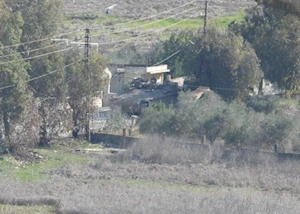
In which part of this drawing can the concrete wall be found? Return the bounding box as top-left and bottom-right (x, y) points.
(108, 65), (169, 94)
(108, 65), (147, 93)
(91, 132), (139, 148)
(145, 73), (164, 84)
(91, 132), (300, 162)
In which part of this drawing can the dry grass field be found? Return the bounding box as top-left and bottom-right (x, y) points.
(1, 136), (300, 213)
(60, 1), (258, 63)
(62, 0), (256, 18)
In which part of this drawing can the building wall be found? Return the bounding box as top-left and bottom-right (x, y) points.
(108, 64), (170, 94)
(145, 73), (164, 84)
(108, 65), (147, 93)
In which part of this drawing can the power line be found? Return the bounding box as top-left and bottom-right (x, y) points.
(153, 39), (196, 66)
(203, 1), (208, 36)
(154, 50), (182, 66)
(0, 61), (77, 91)
(93, 7), (200, 38)
(90, 0), (200, 31)
(0, 41), (68, 59)
(0, 29), (82, 50)
(0, 32), (85, 59)
(0, 47), (74, 65)
(97, 8), (199, 46)
(89, 0), (237, 31)
(0, 6), (198, 63)
(28, 62), (76, 82)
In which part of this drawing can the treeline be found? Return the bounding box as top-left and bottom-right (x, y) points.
(0, 0), (107, 154)
(149, 0), (300, 100)
(140, 0), (300, 151)
(140, 91), (300, 153)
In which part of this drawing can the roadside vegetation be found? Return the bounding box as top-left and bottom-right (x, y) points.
(140, 91), (300, 153)
(1, 0), (300, 213)
(1, 136), (300, 213)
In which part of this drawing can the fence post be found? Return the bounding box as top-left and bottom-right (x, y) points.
(202, 135), (206, 144)
(162, 132), (166, 141)
(122, 128), (127, 148)
(274, 144), (278, 153)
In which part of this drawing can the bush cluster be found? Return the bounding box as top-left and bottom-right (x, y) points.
(140, 91), (300, 152)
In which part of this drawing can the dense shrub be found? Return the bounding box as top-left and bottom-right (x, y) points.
(246, 95), (280, 114)
(140, 91), (300, 151)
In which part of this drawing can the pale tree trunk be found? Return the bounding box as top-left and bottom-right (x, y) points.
(85, 99), (90, 141)
(3, 111), (11, 152)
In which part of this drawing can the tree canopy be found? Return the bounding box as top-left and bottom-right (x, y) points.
(65, 49), (108, 136)
(0, 2), (29, 150)
(154, 29), (263, 100)
(231, 1), (300, 91)
(0, 0), (108, 152)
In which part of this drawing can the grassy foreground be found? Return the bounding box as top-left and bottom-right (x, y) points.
(1, 136), (300, 213)
(0, 204), (55, 214)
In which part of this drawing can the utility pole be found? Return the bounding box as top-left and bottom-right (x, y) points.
(203, 1), (208, 36)
(84, 28), (91, 61)
(84, 28), (91, 141)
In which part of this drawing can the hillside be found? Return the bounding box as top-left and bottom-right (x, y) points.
(62, 0), (257, 18)
(61, 0), (257, 63)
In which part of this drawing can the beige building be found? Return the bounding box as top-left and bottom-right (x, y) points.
(107, 64), (170, 94)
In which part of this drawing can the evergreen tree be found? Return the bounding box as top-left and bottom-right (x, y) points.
(232, 1), (300, 91)
(194, 29), (263, 100)
(8, 0), (69, 146)
(0, 1), (30, 151)
(65, 49), (108, 138)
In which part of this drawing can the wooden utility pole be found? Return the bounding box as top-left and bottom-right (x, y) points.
(84, 28), (91, 141)
(84, 28), (91, 61)
(203, 1), (208, 36)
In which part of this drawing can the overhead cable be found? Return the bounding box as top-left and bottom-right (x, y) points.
(0, 29), (82, 50)
(0, 41), (68, 59)
(93, 6), (199, 37)
(0, 47), (74, 65)
(90, 0), (199, 30)
(97, 7), (199, 46)
(0, 61), (77, 91)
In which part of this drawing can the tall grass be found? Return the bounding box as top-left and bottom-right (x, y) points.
(0, 173), (299, 214)
(1, 136), (300, 213)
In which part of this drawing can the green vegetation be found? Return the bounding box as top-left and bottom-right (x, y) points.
(140, 92), (300, 152)
(0, 204), (55, 214)
(0, 142), (93, 182)
(210, 10), (246, 27)
(65, 10), (245, 31)
(1, 137), (300, 213)
(125, 18), (203, 30)
(230, 1), (300, 91)
(0, 0), (108, 153)
(1, 1), (300, 213)
(64, 14), (120, 27)
(0, 0), (299, 154)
